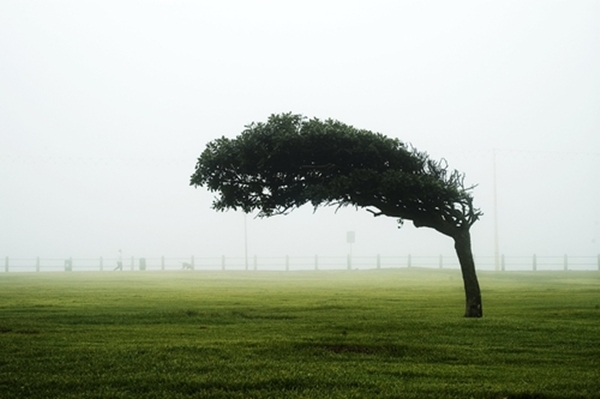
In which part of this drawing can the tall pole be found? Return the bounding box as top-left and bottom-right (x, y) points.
(493, 148), (500, 271)
(244, 213), (249, 271)
(347, 231), (355, 270)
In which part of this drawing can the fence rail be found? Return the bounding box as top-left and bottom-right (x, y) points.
(2, 254), (600, 273)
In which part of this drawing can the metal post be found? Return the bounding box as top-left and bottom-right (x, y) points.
(347, 231), (355, 269)
(191, 256), (195, 271)
(407, 254), (412, 268)
(439, 254), (443, 269)
(244, 214), (249, 271)
(100, 257), (104, 272)
(130, 256), (134, 271)
(285, 255), (290, 271)
(501, 254), (505, 271)
(314, 255), (318, 271)
(4, 257), (8, 273)
(161, 256), (165, 271)
(36, 257), (40, 272)
(221, 255), (225, 271)
(533, 254), (537, 271)
(597, 254), (600, 271)
(376, 254), (381, 269)
(493, 148), (500, 272)
(253, 255), (257, 271)
(563, 254), (568, 271)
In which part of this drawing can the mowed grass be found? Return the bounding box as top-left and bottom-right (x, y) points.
(0, 269), (599, 399)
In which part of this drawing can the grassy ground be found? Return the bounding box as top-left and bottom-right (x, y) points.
(0, 269), (599, 398)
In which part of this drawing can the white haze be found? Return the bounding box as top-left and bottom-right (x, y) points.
(1, 1), (599, 267)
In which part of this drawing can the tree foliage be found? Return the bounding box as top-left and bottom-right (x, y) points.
(191, 113), (481, 239)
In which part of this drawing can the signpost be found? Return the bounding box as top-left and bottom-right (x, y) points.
(347, 231), (355, 270)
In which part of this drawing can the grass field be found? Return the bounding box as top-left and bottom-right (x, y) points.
(0, 269), (599, 398)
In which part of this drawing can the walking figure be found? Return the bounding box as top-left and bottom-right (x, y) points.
(114, 249), (123, 271)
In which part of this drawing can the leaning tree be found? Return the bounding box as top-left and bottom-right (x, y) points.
(190, 113), (483, 317)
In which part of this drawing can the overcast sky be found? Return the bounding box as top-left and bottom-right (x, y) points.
(1, 1), (599, 268)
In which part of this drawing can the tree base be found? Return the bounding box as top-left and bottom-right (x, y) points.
(464, 301), (483, 318)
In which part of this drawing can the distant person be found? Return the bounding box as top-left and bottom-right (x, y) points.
(114, 249), (123, 271)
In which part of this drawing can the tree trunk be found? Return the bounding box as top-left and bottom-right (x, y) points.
(453, 229), (483, 318)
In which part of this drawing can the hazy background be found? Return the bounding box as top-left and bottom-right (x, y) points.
(1, 1), (598, 265)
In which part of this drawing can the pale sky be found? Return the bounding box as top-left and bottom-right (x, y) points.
(1, 1), (599, 268)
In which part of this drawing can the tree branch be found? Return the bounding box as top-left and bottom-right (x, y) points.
(366, 208), (384, 217)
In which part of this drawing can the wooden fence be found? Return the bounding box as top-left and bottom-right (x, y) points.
(2, 254), (600, 273)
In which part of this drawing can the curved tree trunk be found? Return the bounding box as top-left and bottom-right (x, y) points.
(453, 229), (483, 318)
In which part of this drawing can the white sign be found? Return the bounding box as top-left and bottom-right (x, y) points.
(346, 231), (355, 244)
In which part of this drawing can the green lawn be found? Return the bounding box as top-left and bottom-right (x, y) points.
(0, 269), (599, 398)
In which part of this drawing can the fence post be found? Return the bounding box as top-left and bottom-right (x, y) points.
(407, 254), (412, 268)
(221, 255), (225, 271)
(376, 254), (381, 269)
(139, 258), (147, 271)
(501, 254), (505, 271)
(347, 254), (352, 270)
(191, 256), (195, 271)
(36, 257), (40, 272)
(161, 256), (165, 271)
(4, 257), (8, 273)
(598, 254), (600, 271)
(100, 257), (103, 272)
(253, 255), (257, 271)
(285, 255), (290, 271)
(439, 254), (443, 269)
(314, 255), (318, 271)
(533, 254), (537, 271)
(65, 258), (72, 272)
(563, 254), (568, 271)
(130, 256), (134, 271)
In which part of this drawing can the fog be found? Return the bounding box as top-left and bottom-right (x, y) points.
(1, 1), (598, 266)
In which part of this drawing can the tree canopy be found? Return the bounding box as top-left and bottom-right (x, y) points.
(191, 113), (483, 317)
(191, 113), (481, 239)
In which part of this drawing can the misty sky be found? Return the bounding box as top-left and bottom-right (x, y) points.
(1, 1), (599, 266)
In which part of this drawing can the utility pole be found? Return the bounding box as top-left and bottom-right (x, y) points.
(347, 231), (355, 270)
(244, 214), (249, 270)
(493, 148), (500, 271)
